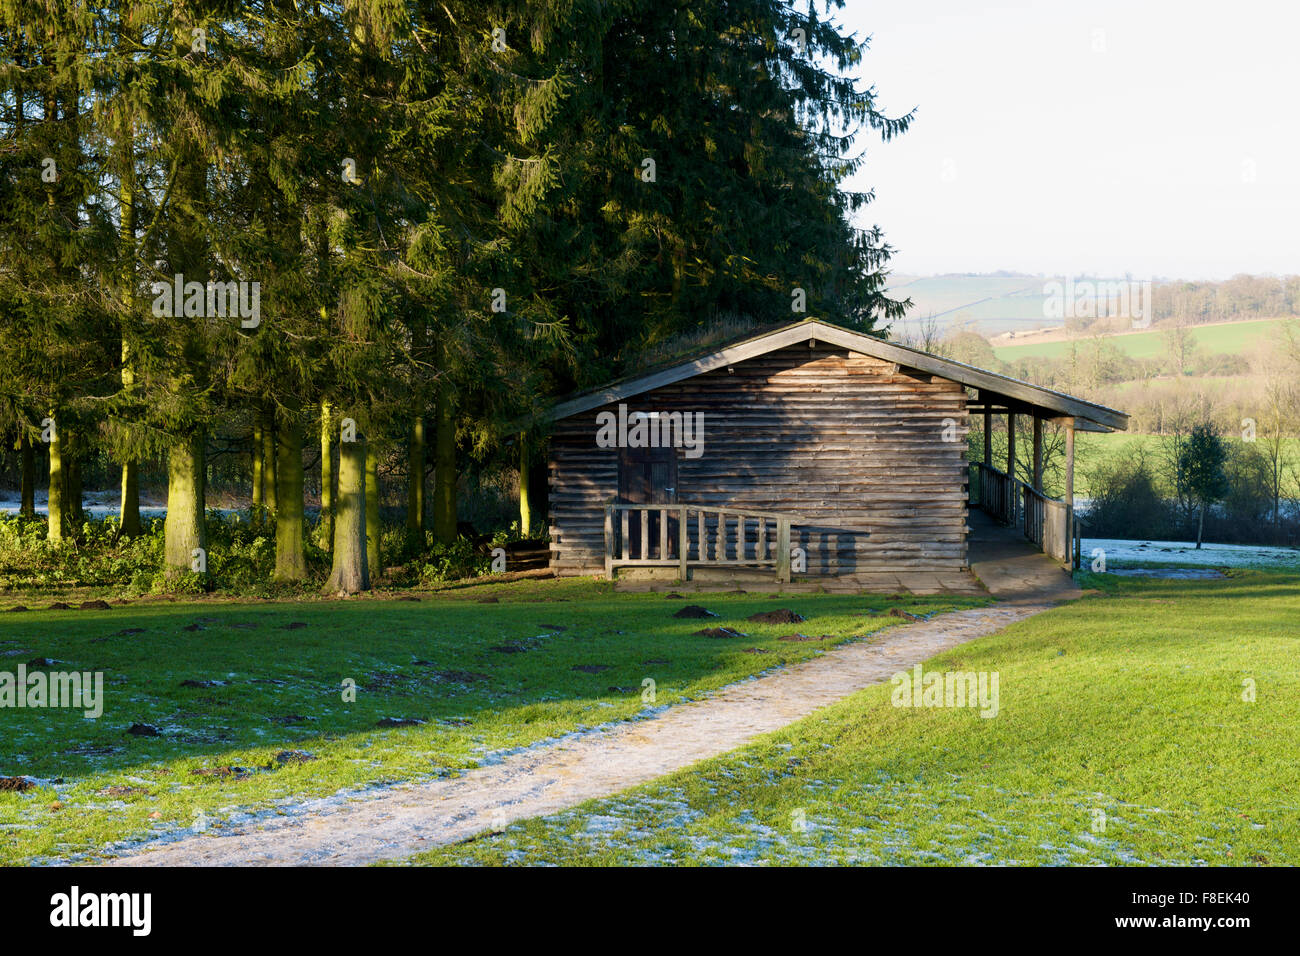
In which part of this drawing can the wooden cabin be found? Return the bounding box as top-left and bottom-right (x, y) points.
(543, 319), (1127, 590)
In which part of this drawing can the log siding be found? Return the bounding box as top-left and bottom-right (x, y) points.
(548, 343), (970, 576)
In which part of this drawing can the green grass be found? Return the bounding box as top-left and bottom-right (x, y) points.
(1072, 432), (1170, 496)
(399, 572), (1300, 866)
(0, 579), (982, 864)
(1069, 432), (1300, 499)
(992, 318), (1288, 362)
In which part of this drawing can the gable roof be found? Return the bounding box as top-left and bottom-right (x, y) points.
(549, 318), (1129, 431)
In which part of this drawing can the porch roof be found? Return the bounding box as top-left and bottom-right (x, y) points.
(548, 319), (1129, 432)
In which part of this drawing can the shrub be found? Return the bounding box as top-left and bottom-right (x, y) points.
(417, 539), (489, 584)
(1082, 456), (1177, 539)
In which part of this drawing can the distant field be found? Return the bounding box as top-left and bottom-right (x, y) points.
(992, 318), (1288, 363)
(1070, 432), (1300, 498)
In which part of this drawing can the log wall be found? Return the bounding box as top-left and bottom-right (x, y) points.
(547, 343), (970, 576)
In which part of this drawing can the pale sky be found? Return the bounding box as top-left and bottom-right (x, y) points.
(838, 0), (1300, 279)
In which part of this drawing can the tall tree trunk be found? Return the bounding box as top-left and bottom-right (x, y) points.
(433, 388), (456, 544)
(251, 419), (264, 517)
(528, 438), (548, 536)
(406, 416), (424, 540)
(261, 413), (278, 516)
(519, 434), (532, 537)
(324, 437), (368, 594)
(320, 400), (334, 550)
(42, 74), (73, 543)
(1196, 503), (1205, 549)
(164, 430), (206, 579)
(47, 418), (64, 544)
(118, 91), (141, 539)
(66, 445), (83, 528)
(162, 4), (209, 586)
(365, 443), (381, 580)
(19, 433), (36, 518)
(120, 460), (141, 536)
(274, 416), (306, 581)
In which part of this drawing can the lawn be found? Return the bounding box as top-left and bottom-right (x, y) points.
(397, 571), (1300, 866)
(0, 579), (982, 864)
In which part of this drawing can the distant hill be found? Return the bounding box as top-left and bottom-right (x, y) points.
(883, 271), (1299, 341)
(883, 272), (1061, 338)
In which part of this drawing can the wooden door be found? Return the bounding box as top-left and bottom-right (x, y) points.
(619, 444), (678, 558)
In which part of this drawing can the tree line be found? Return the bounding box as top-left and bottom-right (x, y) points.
(0, 0), (911, 592)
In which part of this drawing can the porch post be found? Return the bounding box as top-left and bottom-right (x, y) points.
(678, 505), (688, 581)
(604, 504), (614, 579)
(1032, 415), (1044, 491)
(982, 408), (991, 466)
(1006, 412), (1016, 478)
(1006, 411), (1016, 525)
(1064, 418), (1075, 567)
(776, 518), (791, 584)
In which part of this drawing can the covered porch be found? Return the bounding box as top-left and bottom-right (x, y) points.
(965, 384), (1125, 571)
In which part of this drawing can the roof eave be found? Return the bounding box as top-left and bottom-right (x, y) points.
(548, 318), (1129, 431)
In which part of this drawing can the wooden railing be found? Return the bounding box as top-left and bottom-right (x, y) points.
(974, 461), (1016, 524)
(604, 503), (860, 583)
(970, 462), (1073, 567)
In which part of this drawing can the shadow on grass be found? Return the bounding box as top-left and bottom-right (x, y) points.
(2, 581), (985, 782)
(0, 579), (990, 863)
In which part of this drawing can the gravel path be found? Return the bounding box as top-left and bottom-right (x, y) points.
(101, 602), (1052, 866)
